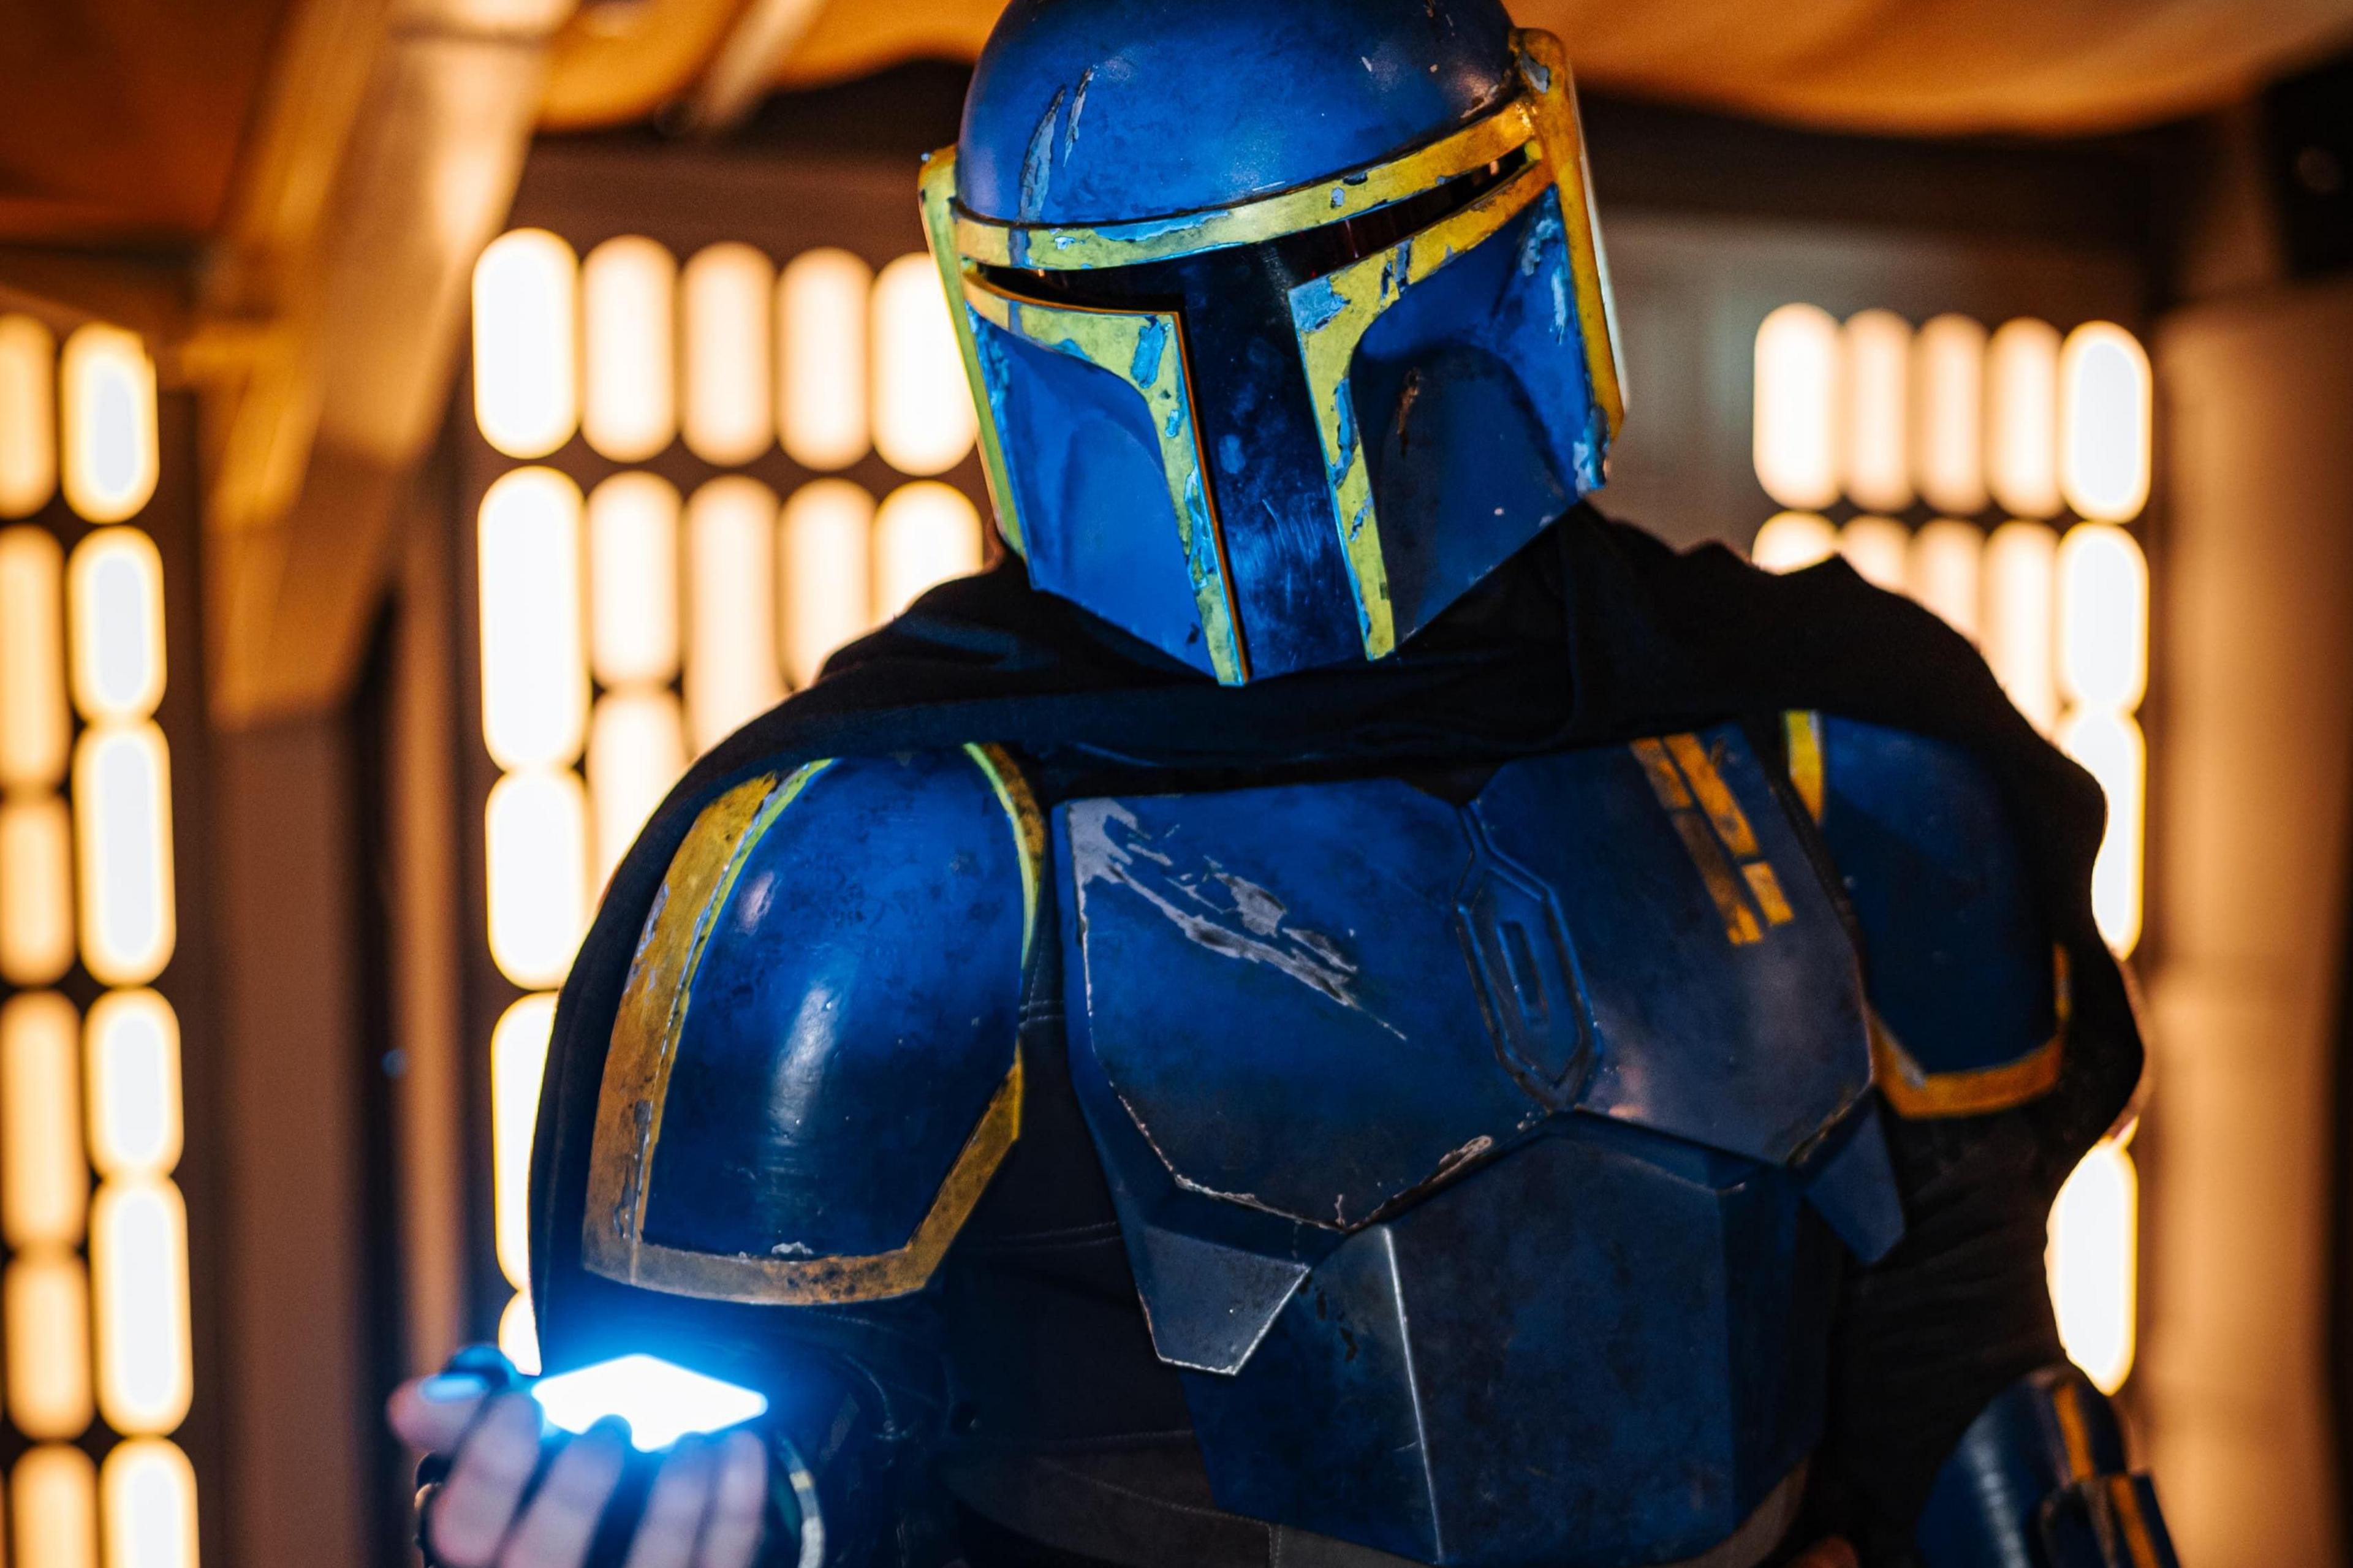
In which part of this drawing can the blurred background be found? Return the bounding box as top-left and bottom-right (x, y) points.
(1, 0), (2351, 1563)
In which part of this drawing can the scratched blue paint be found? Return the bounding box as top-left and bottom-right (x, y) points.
(1016, 84), (1067, 222)
(1126, 315), (1167, 385)
(639, 751), (1026, 1263)
(1813, 718), (2058, 1075)
(1289, 276), (1347, 336)
(960, 0), (1517, 224)
(1057, 726), (1885, 1563)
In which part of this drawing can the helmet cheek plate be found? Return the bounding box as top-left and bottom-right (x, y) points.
(928, 25), (1624, 684)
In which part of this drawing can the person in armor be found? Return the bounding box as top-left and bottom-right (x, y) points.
(389, 1), (2181, 1564)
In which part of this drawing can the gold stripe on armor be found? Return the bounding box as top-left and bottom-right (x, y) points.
(1784, 710), (1827, 823)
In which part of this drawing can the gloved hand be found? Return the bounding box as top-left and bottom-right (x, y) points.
(390, 1347), (768, 1568)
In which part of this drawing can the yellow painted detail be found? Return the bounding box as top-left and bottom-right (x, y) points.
(921, 150), (1026, 556)
(953, 98), (1539, 273)
(1784, 710), (1827, 822)
(961, 274), (1248, 682)
(967, 742), (1045, 963)
(1743, 863), (1797, 927)
(1665, 732), (1761, 858)
(1630, 737), (1693, 808)
(2110, 1477), (2163, 1568)
(1293, 156), (1555, 659)
(605, 1056), (1023, 1306)
(1664, 811), (1765, 945)
(1518, 29), (1624, 443)
(2052, 1377), (2098, 1482)
(1871, 945), (2072, 1119)
(583, 750), (1029, 1304)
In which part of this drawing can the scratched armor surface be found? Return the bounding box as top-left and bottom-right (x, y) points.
(1057, 723), (1903, 1567)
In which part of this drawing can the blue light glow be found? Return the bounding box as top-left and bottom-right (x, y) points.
(530, 1354), (769, 1452)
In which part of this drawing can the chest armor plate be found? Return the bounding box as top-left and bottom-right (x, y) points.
(1055, 726), (1901, 1567)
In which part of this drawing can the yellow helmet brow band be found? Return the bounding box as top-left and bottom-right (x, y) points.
(954, 95), (1539, 273)
(922, 146), (1028, 556)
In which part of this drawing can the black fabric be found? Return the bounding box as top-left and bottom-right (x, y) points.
(528, 502), (2140, 1560)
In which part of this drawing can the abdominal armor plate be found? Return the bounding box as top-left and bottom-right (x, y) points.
(1056, 725), (1900, 1567)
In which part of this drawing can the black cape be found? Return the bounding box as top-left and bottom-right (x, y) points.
(528, 503), (2142, 1550)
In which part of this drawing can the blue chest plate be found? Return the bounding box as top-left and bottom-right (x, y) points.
(1055, 727), (1900, 1567)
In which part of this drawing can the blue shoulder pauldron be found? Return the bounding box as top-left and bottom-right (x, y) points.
(579, 744), (1041, 1306)
(1786, 712), (2065, 1118)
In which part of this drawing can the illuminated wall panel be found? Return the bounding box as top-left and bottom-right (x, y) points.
(682, 244), (776, 466)
(483, 770), (588, 991)
(1912, 314), (1987, 517)
(490, 996), (555, 1292)
(586, 474), (681, 690)
(871, 254), (977, 476)
(779, 249), (873, 471)
(1986, 317), (2062, 520)
(685, 477), (783, 752)
(1751, 303), (1841, 510)
(587, 692), (686, 885)
(472, 229), (579, 460)
(580, 237), (677, 463)
(779, 479), (875, 689)
(873, 482), (982, 623)
(1982, 520), (2061, 735)
(2059, 323), (2153, 524)
(1907, 520), (1984, 643)
(0, 319), (199, 1562)
(1841, 311), (1913, 513)
(1836, 515), (1909, 592)
(1750, 511), (1836, 573)
(476, 469), (587, 773)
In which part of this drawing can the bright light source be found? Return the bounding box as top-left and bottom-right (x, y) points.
(59, 324), (157, 524)
(492, 995), (556, 1291)
(1838, 516), (1909, 593)
(780, 479), (875, 689)
(581, 237), (678, 463)
(69, 527), (167, 724)
(0, 525), (69, 787)
(587, 472), (681, 691)
(1, 992), (85, 1249)
(484, 770), (589, 991)
(685, 477), (782, 754)
(1749, 510), (1837, 574)
(472, 229), (579, 460)
(0, 797), (75, 987)
(2059, 709), (2145, 956)
(100, 1439), (199, 1568)
(1908, 520), (1984, 643)
(2056, 523), (2148, 712)
(2059, 322), (2152, 524)
(532, 1354), (769, 1452)
(873, 482), (982, 622)
(14, 1441), (99, 1568)
(1982, 521), (2059, 735)
(1751, 304), (1841, 511)
(1912, 314), (1987, 517)
(86, 988), (183, 1180)
(871, 254), (977, 477)
(0, 315), (57, 517)
(681, 243), (775, 466)
(499, 1291), (541, 1377)
(2049, 1137), (2138, 1394)
(589, 692), (685, 885)
(779, 248), (873, 471)
(1842, 310), (1913, 513)
(477, 468), (588, 771)
(1985, 318), (2061, 520)
(74, 722), (176, 987)
(92, 1177), (194, 1436)
(7, 1252), (93, 1438)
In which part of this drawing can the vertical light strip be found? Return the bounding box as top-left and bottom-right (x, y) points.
(2050, 1135), (2139, 1395)
(15, 1442), (100, 1568)
(1908, 520), (1985, 643)
(580, 237), (678, 464)
(684, 477), (782, 752)
(59, 325), (158, 525)
(1836, 516), (1909, 593)
(0, 314), (58, 517)
(2, 991), (88, 1249)
(490, 996), (555, 1292)
(873, 482), (982, 623)
(101, 1439), (200, 1568)
(779, 249), (873, 471)
(586, 473), (681, 691)
(1, 795), (76, 986)
(1912, 314), (1988, 517)
(2056, 522), (2150, 958)
(1981, 521), (2060, 735)
(871, 254), (977, 477)
(1841, 310), (1913, 513)
(8, 1252), (94, 1437)
(0, 525), (70, 787)
(483, 770), (589, 991)
(476, 468), (588, 773)
(2058, 323), (2153, 524)
(1751, 303), (1841, 511)
(91, 1178), (194, 1436)
(73, 722), (176, 988)
(588, 692), (685, 886)
(86, 990), (184, 1180)
(681, 244), (776, 467)
(472, 229), (580, 460)
(779, 479), (876, 689)
(69, 528), (167, 725)
(1985, 318), (2062, 520)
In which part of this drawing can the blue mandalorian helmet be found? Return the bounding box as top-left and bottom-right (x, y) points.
(922, 0), (1624, 684)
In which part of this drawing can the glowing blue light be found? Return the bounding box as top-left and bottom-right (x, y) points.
(530, 1354), (769, 1452)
